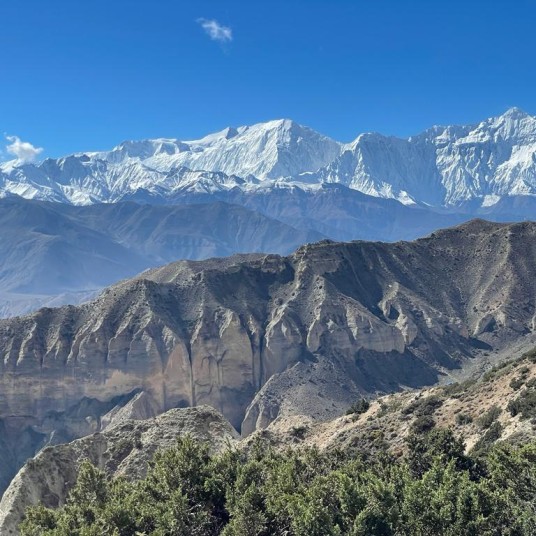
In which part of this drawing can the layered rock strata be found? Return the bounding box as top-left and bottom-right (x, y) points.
(0, 220), (535, 492)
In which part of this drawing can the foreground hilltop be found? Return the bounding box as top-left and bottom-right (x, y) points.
(0, 406), (239, 535)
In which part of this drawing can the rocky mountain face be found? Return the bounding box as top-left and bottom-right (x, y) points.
(250, 346), (536, 455)
(0, 220), (535, 496)
(2, 109), (536, 208)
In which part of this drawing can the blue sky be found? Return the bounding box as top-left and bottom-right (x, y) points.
(1, 0), (535, 159)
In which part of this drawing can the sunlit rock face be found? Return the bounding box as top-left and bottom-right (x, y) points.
(0, 219), (535, 494)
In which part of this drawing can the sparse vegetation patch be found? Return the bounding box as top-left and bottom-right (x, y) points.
(345, 397), (370, 416)
(402, 395), (443, 416)
(20, 433), (536, 536)
(455, 413), (473, 426)
(507, 386), (536, 420)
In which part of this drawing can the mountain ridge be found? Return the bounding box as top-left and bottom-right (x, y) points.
(2, 108), (536, 208)
(1, 219), (535, 428)
(0, 196), (323, 317)
(0, 218), (535, 513)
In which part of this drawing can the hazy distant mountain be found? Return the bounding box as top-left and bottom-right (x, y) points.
(1, 186), (533, 318)
(168, 182), (468, 242)
(1, 109), (536, 209)
(0, 197), (322, 317)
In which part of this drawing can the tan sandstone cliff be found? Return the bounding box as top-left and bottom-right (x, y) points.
(0, 220), (535, 494)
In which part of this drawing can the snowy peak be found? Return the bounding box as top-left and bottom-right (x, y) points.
(177, 118), (342, 179)
(1, 109), (536, 208)
(501, 106), (528, 119)
(308, 108), (536, 206)
(96, 119), (341, 179)
(482, 107), (536, 141)
(192, 126), (240, 145)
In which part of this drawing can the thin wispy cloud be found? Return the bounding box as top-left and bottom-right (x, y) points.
(5, 135), (43, 163)
(197, 18), (233, 44)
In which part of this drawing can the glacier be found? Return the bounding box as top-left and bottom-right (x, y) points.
(1, 108), (536, 208)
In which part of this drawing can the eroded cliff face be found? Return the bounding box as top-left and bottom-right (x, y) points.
(5, 344), (536, 536)
(0, 220), (535, 489)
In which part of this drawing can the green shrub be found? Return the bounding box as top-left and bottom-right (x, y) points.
(455, 413), (473, 426)
(510, 377), (525, 391)
(376, 397), (403, 418)
(482, 360), (517, 382)
(402, 395), (443, 417)
(290, 425), (308, 439)
(376, 401), (387, 417)
(477, 405), (502, 429)
(345, 398), (370, 416)
(472, 422), (503, 454)
(19, 433), (536, 536)
(507, 388), (536, 420)
(519, 366), (530, 376)
(405, 428), (469, 478)
(523, 348), (536, 364)
(410, 415), (436, 434)
(526, 378), (536, 389)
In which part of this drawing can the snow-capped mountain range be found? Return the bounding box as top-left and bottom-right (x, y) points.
(2, 108), (536, 208)
(2, 108), (536, 318)
(310, 106), (536, 207)
(0, 119), (341, 205)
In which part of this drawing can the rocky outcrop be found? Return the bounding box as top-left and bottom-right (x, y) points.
(0, 220), (535, 494)
(0, 405), (239, 536)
